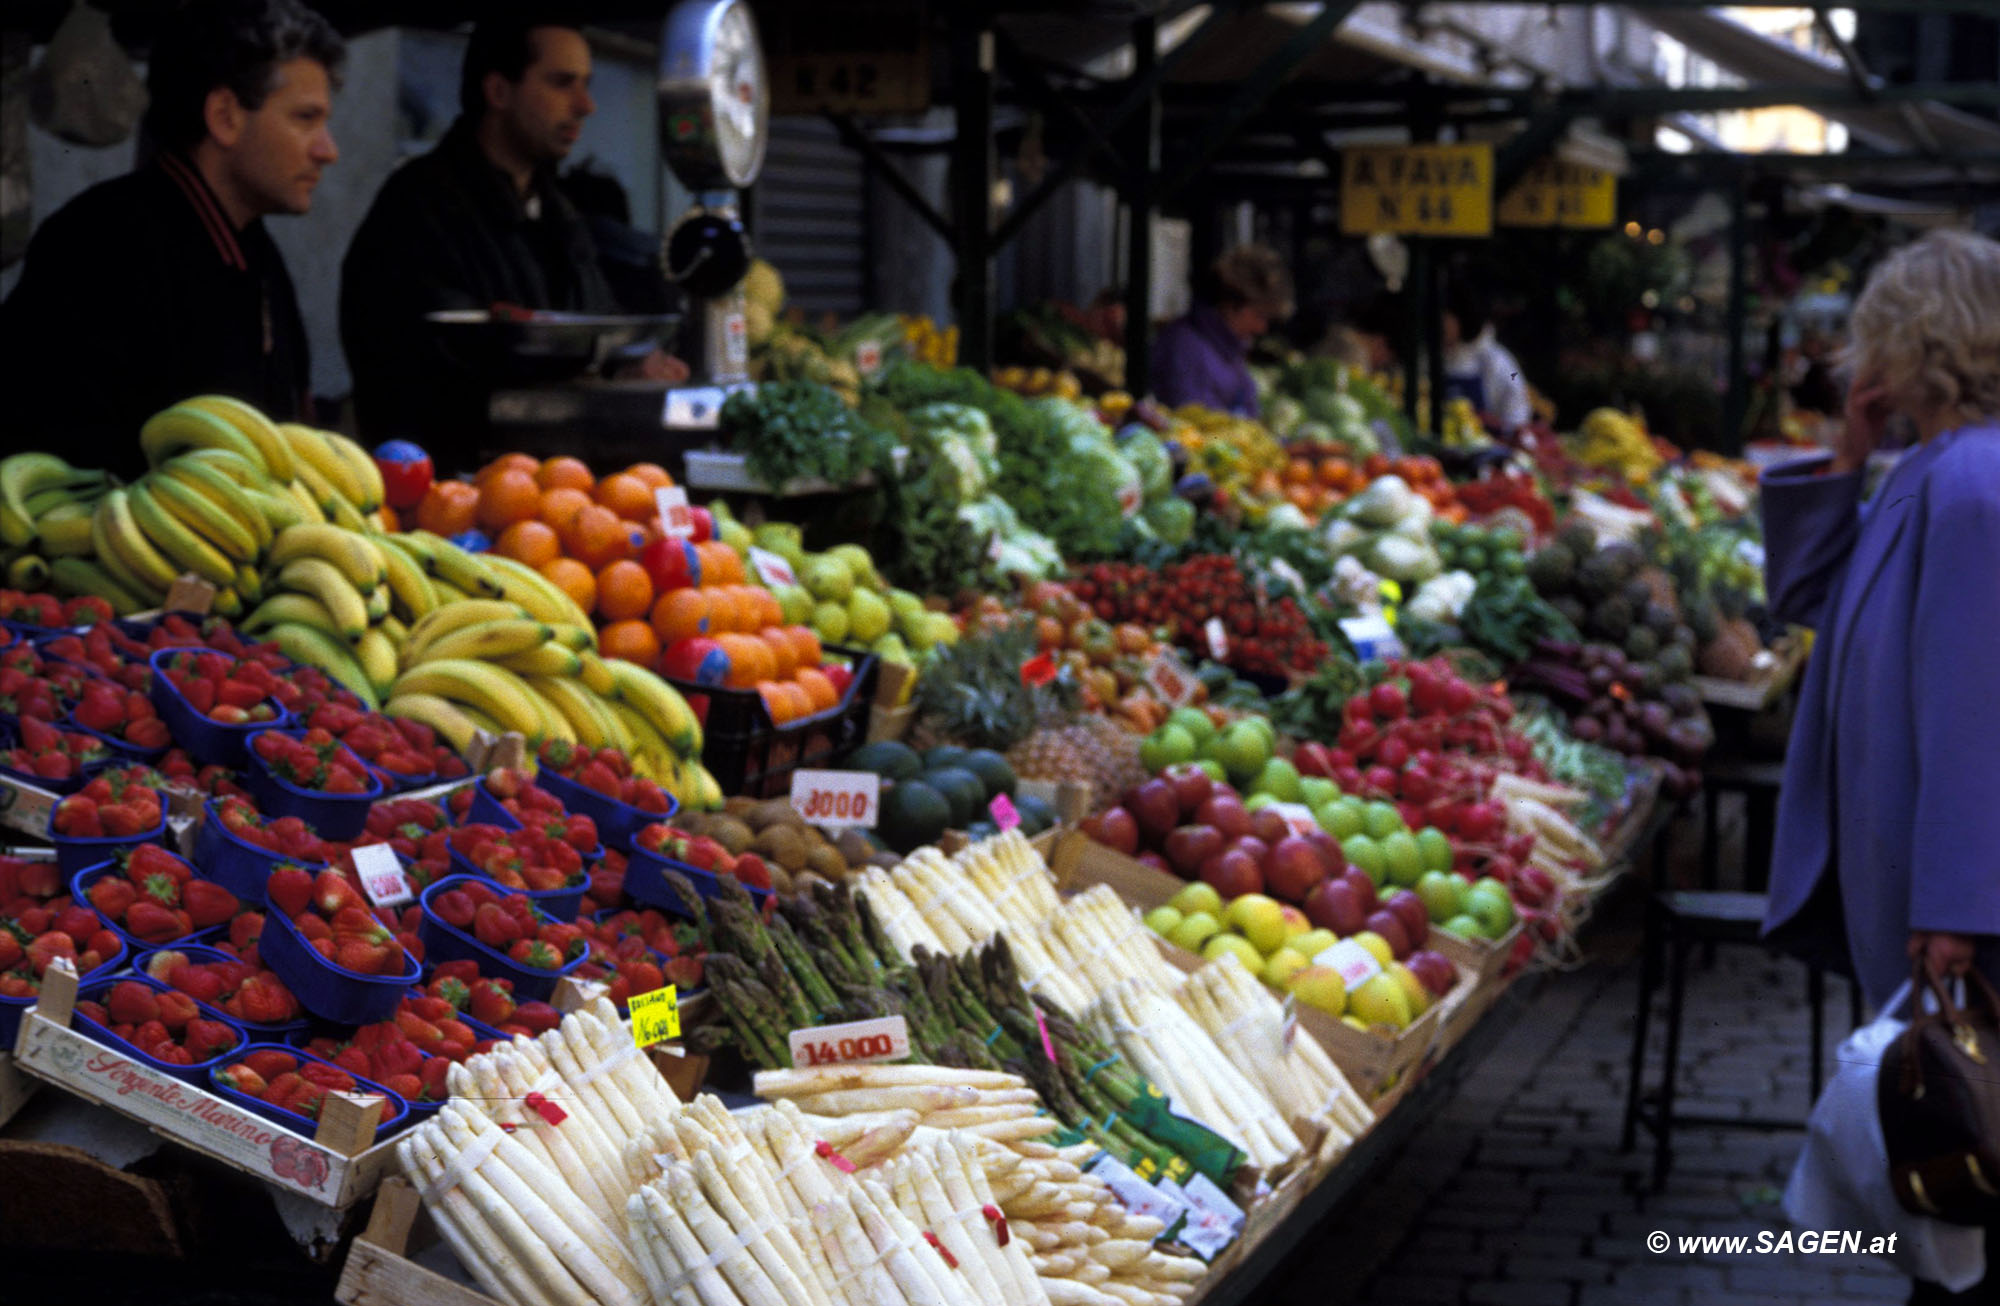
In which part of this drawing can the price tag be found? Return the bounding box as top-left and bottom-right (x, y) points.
(629, 985), (681, 1047)
(1117, 481), (1143, 517)
(989, 793), (1020, 832)
(748, 546), (798, 590)
(351, 843), (411, 908)
(1338, 613), (1405, 662)
(723, 312), (748, 369)
(655, 486), (694, 539)
(1204, 617), (1229, 660)
(663, 386), (726, 429)
(1156, 1176), (1235, 1261)
(1266, 802), (1318, 836)
(1182, 1171), (1246, 1236)
(1086, 1154), (1190, 1230)
(789, 769), (880, 829)
(1314, 938), (1384, 990)
(1267, 558), (1307, 594)
(855, 340), (884, 376)
(788, 1014), (909, 1068)
(1144, 652), (1195, 707)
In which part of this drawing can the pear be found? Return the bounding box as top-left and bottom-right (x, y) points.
(847, 588), (891, 643)
(812, 601), (850, 642)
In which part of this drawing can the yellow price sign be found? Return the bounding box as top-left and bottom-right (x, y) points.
(1341, 145), (1493, 237)
(629, 985), (680, 1048)
(1498, 159), (1618, 229)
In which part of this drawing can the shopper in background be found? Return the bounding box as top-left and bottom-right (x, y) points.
(1441, 278), (1532, 435)
(0, 0), (343, 477)
(1760, 229), (2000, 1302)
(340, 9), (685, 455)
(1150, 245), (1293, 416)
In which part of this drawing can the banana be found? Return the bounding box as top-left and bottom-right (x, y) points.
(355, 627), (399, 698)
(177, 445), (266, 486)
(126, 479), (236, 586)
(161, 456), (274, 551)
(576, 649), (618, 697)
(147, 469), (259, 563)
(364, 585), (390, 623)
(397, 530), (504, 599)
(183, 394), (295, 483)
(526, 673), (625, 750)
(457, 704), (507, 739)
(243, 486), (306, 534)
(234, 562), (264, 605)
(498, 641), (584, 678)
(272, 557), (368, 641)
(532, 690), (576, 746)
(23, 475), (105, 519)
(261, 621), (379, 709)
(48, 557), (146, 615)
(210, 586), (243, 619)
(390, 659), (547, 740)
(320, 430), (385, 513)
(608, 659), (703, 757)
(374, 536), (438, 623)
(284, 478), (328, 525)
(268, 523), (384, 593)
(547, 623), (596, 652)
(1, 452), (85, 546)
(480, 552), (593, 629)
(324, 492), (375, 535)
(243, 592), (346, 641)
(430, 578), (470, 605)
(606, 698), (674, 764)
(383, 692), (481, 756)
(378, 613), (409, 646)
(33, 502), (97, 557)
(277, 422), (370, 511)
(96, 489), (179, 592)
(411, 619), (552, 668)
(6, 554), (49, 590)
(400, 599), (531, 665)
(139, 404), (267, 477)
(89, 500), (163, 601)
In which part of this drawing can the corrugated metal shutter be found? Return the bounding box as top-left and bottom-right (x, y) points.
(752, 117), (868, 317)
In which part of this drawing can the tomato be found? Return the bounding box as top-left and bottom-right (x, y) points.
(372, 440), (434, 511)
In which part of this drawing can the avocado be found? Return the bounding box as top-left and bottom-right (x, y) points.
(1624, 625), (1660, 661)
(923, 767), (986, 827)
(846, 740), (923, 781)
(1014, 793), (1056, 835)
(959, 749), (1017, 800)
(1591, 595), (1634, 641)
(924, 745), (970, 772)
(1551, 596), (1588, 629)
(1600, 541), (1646, 581)
(879, 780), (951, 853)
(1558, 521), (1598, 558)
(1656, 644), (1694, 683)
(1525, 544), (1575, 593)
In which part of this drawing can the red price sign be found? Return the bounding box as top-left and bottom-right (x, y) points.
(1145, 653), (1194, 707)
(789, 770), (880, 828)
(855, 340), (884, 376)
(989, 793), (1020, 832)
(1019, 654), (1057, 687)
(788, 1015), (909, 1068)
(749, 546), (798, 590)
(352, 843), (411, 908)
(655, 486), (694, 540)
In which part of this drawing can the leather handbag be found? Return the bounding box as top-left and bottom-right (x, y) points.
(1877, 963), (2000, 1226)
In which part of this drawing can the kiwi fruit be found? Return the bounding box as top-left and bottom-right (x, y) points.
(805, 843), (850, 881)
(752, 823), (810, 871)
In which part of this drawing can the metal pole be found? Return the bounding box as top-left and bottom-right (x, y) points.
(1722, 172), (1749, 455)
(1404, 243), (1427, 432)
(1425, 251), (1446, 438)
(951, 12), (996, 372)
(1124, 14), (1159, 399)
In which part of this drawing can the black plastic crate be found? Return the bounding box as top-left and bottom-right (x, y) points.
(665, 644), (880, 800)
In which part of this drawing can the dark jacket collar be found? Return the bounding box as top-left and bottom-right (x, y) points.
(156, 151), (248, 272)
(438, 117), (567, 227)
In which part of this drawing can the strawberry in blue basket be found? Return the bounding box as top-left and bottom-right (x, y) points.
(2, 715), (110, 782)
(78, 978), (240, 1064)
(158, 649), (284, 725)
(51, 766), (163, 840)
(537, 741), (674, 813)
(252, 728), (373, 793)
(72, 680), (172, 751)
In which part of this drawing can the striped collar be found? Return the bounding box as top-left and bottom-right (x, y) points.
(158, 152), (247, 272)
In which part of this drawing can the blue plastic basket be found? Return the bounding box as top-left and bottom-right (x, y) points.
(0, 744), (108, 796)
(416, 875), (586, 1002)
(0, 925), (127, 1049)
(60, 709), (168, 765)
(134, 942), (311, 1044)
(69, 860), (228, 955)
(257, 898), (421, 1026)
(190, 795), (331, 905)
(46, 781), (170, 876)
(241, 729), (384, 842)
(443, 840), (588, 923)
(623, 842), (774, 917)
(146, 647), (286, 768)
(205, 1042), (411, 1141)
(73, 971), (248, 1086)
(535, 766), (673, 853)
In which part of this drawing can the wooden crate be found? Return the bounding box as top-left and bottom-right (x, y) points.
(1693, 631), (1807, 712)
(0, 1050), (38, 1127)
(1430, 921), (1523, 988)
(338, 1177), (502, 1306)
(11, 961), (399, 1210)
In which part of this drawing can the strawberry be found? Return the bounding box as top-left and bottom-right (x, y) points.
(216, 1064), (268, 1095)
(105, 980), (160, 1025)
(126, 900), (190, 944)
(508, 938), (561, 971)
(183, 879), (239, 929)
(244, 1048), (300, 1080)
(184, 1018), (237, 1060)
(313, 868), (365, 916)
(466, 978), (516, 1024)
(236, 974), (299, 1024)
(154, 989), (199, 1030)
(266, 865), (314, 919)
(87, 876), (138, 920)
(472, 902), (522, 949)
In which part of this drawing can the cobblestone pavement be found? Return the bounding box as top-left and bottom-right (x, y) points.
(1267, 887), (1915, 1306)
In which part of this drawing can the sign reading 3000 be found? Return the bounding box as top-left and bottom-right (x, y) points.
(1340, 144), (1494, 238)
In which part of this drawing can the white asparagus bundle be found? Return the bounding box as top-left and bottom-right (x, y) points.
(1200, 955), (1374, 1143)
(399, 1124), (568, 1306)
(853, 866), (943, 960)
(786, 1102), (922, 1168)
(755, 1064), (1024, 1096)
(954, 831), (1062, 933)
(1010, 920), (1098, 1017)
(894, 848), (994, 951)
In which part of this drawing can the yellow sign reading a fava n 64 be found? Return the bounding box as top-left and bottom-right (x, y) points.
(1340, 144), (1494, 238)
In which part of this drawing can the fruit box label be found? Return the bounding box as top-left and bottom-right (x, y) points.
(1338, 613), (1404, 662)
(654, 486), (694, 539)
(788, 1014), (909, 1068)
(0, 773), (58, 840)
(1315, 938), (1383, 989)
(789, 770), (879, 830)
(662, 386), (727, 430)
(1156, 1175), (1236, 1261)
(1144, 653), (1195, 708)
(1086, 1153), (1190, 1233)
(628, 985), (681, 1048)
(748, 547), (798, 590)
(351, 844), (412, 909)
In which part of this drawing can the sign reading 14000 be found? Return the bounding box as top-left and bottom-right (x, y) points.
(1340, 144), (1494, 238)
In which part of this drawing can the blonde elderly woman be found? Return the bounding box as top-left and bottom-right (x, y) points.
(1760, 229), (2000, 1300)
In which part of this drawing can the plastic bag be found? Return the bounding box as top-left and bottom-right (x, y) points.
(29, 1), (146, 147)
(1783, 981), (1986, 1291)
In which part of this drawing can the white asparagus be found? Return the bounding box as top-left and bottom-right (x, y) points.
(584, 997), (680, 1111)
(563, 1010), (648, 1136)
(755, 1064), (1024, 1095)
(889, 1149), (1008, 1306)
(641, 1180), (746, 1306)
(823, 1190), (901, 1304)
(689, 1139), (828, 1306)
(402, 1125), (560, 1306)
(1042, 1279), (1123, 1306)
(853, 1176), (972, 1306)
(668, 1163), (788, 1306)
(431, 1107), (596, 1306)
(486, 1047), (625, 1229)
(961, 1115), (1061, 1144)
(625, 1190), (692, 1306)
(921, 1103), (1037, 1130)
(786, 1084), (982, 1116)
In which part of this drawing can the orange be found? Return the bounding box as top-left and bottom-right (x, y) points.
(622, 462), (674, 490)
(716, 634), (772, 688)
(478, 453), (539, 483)
(784, 625), (822, 670)
(536, 456), (595, 492)
(594, 472), (655, 522)
(599, 619), (660, 668)
(794, 666), (838, 712)
(540, 557), (597, 614)
(776, 681), (815, 722)
(698, 585), (739, 635)
(495, 519), (561, 569)
(477, 468), (542, 532)
(377, 504), (399, 532)
(756, 681), (795, 725)
(650, 588), (712, 645)
(729, 584), (767, 632)
(696, 542), (744, 585)
(748, 587), (783, 629)
(758, 626), (799, 678)
(538, 486), (592, 534)
(414, 480), (479, 536)
(595, 559), (654, 622)
(566, 504), (641, 570)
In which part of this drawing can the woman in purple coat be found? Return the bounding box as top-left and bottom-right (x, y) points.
(1760, 230), (2000, 1017)
(1150, 246), (1293, 416)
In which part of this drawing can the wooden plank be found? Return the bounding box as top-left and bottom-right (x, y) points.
(337, 1236), (504, 1306)
(0, 1050), (40, 1127)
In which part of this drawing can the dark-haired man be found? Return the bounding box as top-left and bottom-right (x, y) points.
(0, 0), (343, 474)
(341, 16), (684, 454)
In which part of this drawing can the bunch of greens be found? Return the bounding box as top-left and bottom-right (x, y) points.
(1458, 573), (1580, 666)
(721, 379), (898, 491)
(1271, 654), (1367, 740)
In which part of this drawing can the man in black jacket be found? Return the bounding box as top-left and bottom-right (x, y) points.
(0, 0), (343, 478)
(340, 15), (684, 460)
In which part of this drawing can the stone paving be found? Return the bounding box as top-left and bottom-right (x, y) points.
(1265, 884), (1915, 1306)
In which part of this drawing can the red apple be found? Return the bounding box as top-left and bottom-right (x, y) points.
(1513, 865), (1556, 910)
(1136, 851), (1171, 874)
(1383, 889), (1429, 947)
(1163, 825), (1223, 878)
(1249, 807), (1291, 847)
(1196, 793), (1251, 840)
(1304, 877), (1367, 936)
(1126, 779), (1181, 848)
(1265, 836), (1325, 904)
(1162, 764), (1215, 816)
(1292, 741), (1333, 778)
(1200, 848), (1263, 900)
(1085, 807), (1138, 855)
(821, 663), (854, 696)
(1363, 910), (1412, 959)
(638, 537), (701, 594)
(1229, 835), (1269, 870)
(1406, 950), (1457, 997)
(1338, 866), (1378, 914)
(687, 505), (714, 543)
(660, 637), (729, 686)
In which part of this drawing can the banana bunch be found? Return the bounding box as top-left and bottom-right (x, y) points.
(0, 452), (117, 601)
(1573, 407), (1664, 485)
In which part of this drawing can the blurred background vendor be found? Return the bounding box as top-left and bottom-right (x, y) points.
(1150, 245), (1293, 417)
(1442, 276), (1532, 435)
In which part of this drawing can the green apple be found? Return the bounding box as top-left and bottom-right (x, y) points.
(1341, 834), (1385, 885)
(1318, 797), (1365, 840)
(1440, 913), (1484, 941)
(1212, 722), (1273, 786)
(1167, 911), (1223, 954)
(1380, 830), (1425, 887)
(1363, 800), (1405, 840)
(1166, 706), (1216, 746)
(1139, 724), (1197, 774)
(1348, 973), (1413, 1030)
(1299, 777), (1341, 809)
(1142, 905), (1184, 938)
(1193, 759), (1226, 782)
(1341, 1015), (1371, 1033)
(1262, 948), (1310, 989)
(1244, 792), (1277, 812)
(1416, 826), (1455, 875)
(1349, 931), (1395, 968)
(1288, 966), (1348, 1018)
(1252, 757), (1303, 803)
(1237, 715), (1277, 751)
(1169, 882), (1223, 918)
(1386, 962), (1431, 1017)
(1414, 871), (1466, 923)
(1465, 878), (1517, 938)
(1203, 933), (1266, 973)
(1293, 928), (1339, 962)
